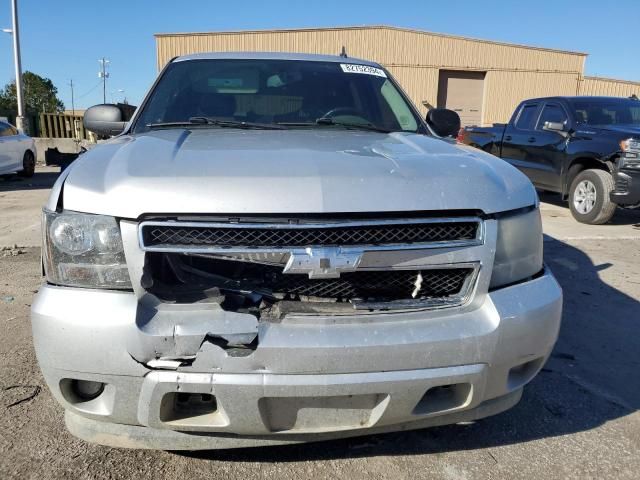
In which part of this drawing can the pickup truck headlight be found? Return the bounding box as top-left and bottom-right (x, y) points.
(619, 138), (640, 169)
(42, 210), (132, 289)
(490, 207), (543, 289)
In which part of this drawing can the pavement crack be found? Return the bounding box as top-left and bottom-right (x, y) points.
(4, 385), (41, 408)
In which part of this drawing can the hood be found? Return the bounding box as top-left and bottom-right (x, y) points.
(587, 124), (640, 136)
(57, 128), (536, 218)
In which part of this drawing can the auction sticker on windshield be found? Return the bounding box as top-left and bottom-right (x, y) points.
(340, 64), (387, 77)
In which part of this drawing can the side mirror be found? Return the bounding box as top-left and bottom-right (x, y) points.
(542, 121), (569, 137)
(426, 108), (461, 138)
(83, 104), (127, 137)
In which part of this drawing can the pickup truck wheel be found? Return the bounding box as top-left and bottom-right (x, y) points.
(18, 150), (35, 178)
(568, 169), (616, 224)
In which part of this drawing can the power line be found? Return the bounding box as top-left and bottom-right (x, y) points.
(77, 80), (101, 99)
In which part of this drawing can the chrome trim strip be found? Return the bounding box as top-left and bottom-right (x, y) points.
(140, 217), (482, 229)
(138, 217), (484, 253)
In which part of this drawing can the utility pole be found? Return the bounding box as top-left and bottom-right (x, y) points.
(98, 58), (110, 104)
(68, 79), (75, 116)
(68, 79), (76, 139)
(9, 0), (26, 133)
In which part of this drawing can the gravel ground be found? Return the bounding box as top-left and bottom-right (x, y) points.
(0, 170), (639, 479)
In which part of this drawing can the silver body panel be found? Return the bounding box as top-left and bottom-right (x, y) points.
(33, 269), (562, 449)
(52, 129), (536, 218)
(33, 52), (560, 449)
(32, 216), (563, 449)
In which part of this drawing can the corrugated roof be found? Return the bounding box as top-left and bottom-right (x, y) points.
(584, 75), (640, 86)
(174, 51), (378, 65)
(154, 25), (588, 57)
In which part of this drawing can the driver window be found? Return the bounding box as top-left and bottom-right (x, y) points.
(0, 122), (11, 137)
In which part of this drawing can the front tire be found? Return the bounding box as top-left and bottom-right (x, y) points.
(18, 150), (35, 178)
(568, 169), (616, 224)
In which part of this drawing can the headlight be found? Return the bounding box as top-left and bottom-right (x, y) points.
(619, 138), (640, 153)
(490, 207), (543, 289)
(43, 210), (132, 289)
(619, 138), (640, 169)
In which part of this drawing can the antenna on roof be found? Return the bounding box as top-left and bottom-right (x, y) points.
(340, 46), (348, 58)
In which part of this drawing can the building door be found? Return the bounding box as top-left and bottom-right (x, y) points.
(437, 70), (485, 126)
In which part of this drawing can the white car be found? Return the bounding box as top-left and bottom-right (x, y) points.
(0, 121), (36, 177)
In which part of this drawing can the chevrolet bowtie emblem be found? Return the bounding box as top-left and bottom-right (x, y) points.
(283, 247), (363, 279)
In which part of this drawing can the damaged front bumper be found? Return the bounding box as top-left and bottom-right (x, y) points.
(31, 268), (562, 449)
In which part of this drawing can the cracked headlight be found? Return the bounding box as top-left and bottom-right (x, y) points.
(490, 207), (543, 289)
(42, 210), (132, 289)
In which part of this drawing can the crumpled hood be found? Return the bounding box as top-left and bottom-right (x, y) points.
(58, 128), (536, 218)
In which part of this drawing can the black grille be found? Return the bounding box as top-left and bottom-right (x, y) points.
(614, 177), (629, 193)
(162, 255), (473, 301)
(142, 221), (479, 249)
(266, 268), (472, 300)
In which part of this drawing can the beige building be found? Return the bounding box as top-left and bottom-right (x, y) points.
(154, 25), (640, 126)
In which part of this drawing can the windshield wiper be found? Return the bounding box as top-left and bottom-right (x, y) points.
(189, 117), (286, 130)
(316, 118), (392, 133)
(278, 118), (391, 133)
(147, 117), (286, 130)
(146, 121), (204, 129)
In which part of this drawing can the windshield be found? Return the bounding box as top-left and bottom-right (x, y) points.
(133, 59), (422, 133)
(571, 99), (640, 127)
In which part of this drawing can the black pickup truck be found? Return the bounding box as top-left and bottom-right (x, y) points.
(459, 96), (640, 224)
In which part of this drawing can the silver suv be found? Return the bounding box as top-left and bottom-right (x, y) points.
(32, 52), (562, 450)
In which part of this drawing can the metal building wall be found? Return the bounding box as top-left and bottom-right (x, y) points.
(384, 66), (439, 110)
(484, 71), (581, 125)
(580, 76), (640, 97)
(155, 26), (587, 125)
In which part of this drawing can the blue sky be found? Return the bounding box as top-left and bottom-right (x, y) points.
(0, 0), (637, 110)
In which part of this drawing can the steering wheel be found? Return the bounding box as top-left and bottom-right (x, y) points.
(320, 107), (363, 119)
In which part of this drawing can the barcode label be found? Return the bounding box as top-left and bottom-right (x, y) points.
(340, 64), (387, 77)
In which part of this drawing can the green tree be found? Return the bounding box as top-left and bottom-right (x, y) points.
(0, 71), (65, 118)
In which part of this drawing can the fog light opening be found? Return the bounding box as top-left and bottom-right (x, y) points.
(507, 357), (545, 390)
(413, 383), (472, 416)
(159, 392), (219, 423)
(72, 379), (105, 401)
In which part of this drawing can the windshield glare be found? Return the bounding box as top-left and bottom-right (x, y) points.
(133, 59), (421, 133)
(572, 99), (640, 127)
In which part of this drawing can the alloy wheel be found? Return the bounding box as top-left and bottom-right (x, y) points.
(573, 180), (597, 214)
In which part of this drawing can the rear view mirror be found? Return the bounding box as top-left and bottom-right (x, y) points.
(542, 122), (571, 138)
(83, 104), (127, 137)
(426, 108), (461, 138)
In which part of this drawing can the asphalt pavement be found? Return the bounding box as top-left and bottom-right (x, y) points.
(0, 167), (638, 479)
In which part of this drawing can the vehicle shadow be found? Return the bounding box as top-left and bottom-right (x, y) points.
(0, 169), (61, 192)
(180, 234), (640, 462)
(539, 191), (640, 226)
